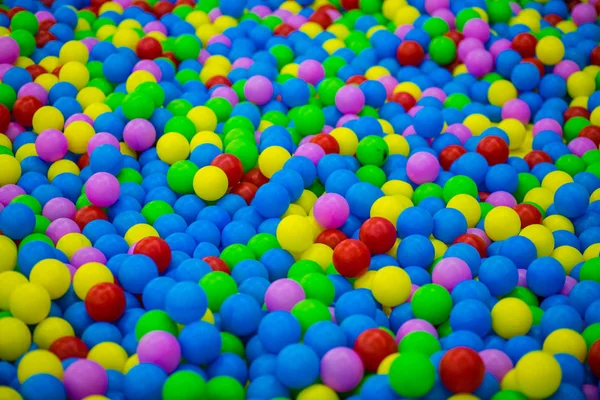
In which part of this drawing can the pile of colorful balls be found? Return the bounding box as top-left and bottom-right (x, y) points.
(3, 0), (600, 398)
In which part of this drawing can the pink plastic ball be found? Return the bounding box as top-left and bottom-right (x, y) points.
(485, 191), (517, 208)
(561, 276), (578, 295)
(501, 99), (531, 124)
(445, 123), (472, 144)
(583, 384), (600, 400)
(425, 0), (449, 14)
(336, 114), (359, 128)
(394, 25), (414, 40)
(568, 137), (596, 157)
(133, 60), (162, 81)
(395, 319), (438, 343)
(251, 5), (272, 17)
(298, 60), (325, 85)
(85, 172), (121, 207)
(35, 129), (68, 162)
(320, 348), (364, 393)
(143, 21), (168, 35)
(335, 85), (365, 115)
(553, 60), (580, 80)
(431, 257), (472, 291)
(421, 88), (446, 102)
(572, 3), (597, 25)
(517, 269), (527, 287)
(63, 359), (108, 400)
(294, 143), (326, 165)
(137, 331), (181, 374)
(406, 152), (440, 184)
(46, 218), (81, 244)
(70, 247), (108, 268)
(313, 193), (350, 229)
(123, 119), (157, 152)
(533, 118), (563, 137)
(5, 122), (25, 141)
(17, 82), (48, 104)
(465, 49), (494, 77)
(0, 37), (19, 65)
(35, 11), (55, 22)
(478, 349), (513, 382)
(264, 278), (306, 312)
(458, 37), (484, 62)
(211, 86), (238, 106)
(489, 39), (512, 59)
(65, 113), (93, 128)
(0, 184), (25, 206)
(467, 228), (491, 246)
(87, 132), (120, 155)
(231, 57), (254, 69)
(42, 197), (76, 221)
(244, 75), (273, 105)
(463, 18), (490, 42)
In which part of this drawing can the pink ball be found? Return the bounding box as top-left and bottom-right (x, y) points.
(137, 331), (181, 374)
(572, 3), (597, 25)
(421, 88), (447, 102)
(87, 132), (120, 155)
(294, 143), (326, 165)
(553, 60), (580, 80)
(231, 57), (254, 70)
(143, 21), (168, 35)
(320, 348), (364, 393)
(486, 191), (517, 208)
(264, 278), (305, 312)
(64, 359), (108, 400)
(406, 151), (440, 184)
(396, 319), (438, 343)
(35, 11), (55, 22)
(123, 119), (157, 152)
(467, 227), (491, 246)
(0, 184), (25, 206)
(432, 9), (456, 29)
(35, 129), (68, 162)
(211, 86), (238, 107)
(561, 276), (577, 295)
(378, 76), (398, 96)
(313, 193), (350, 229)
(335, 85), (365, 115)
(432, 257), (472, 291)
(568, 137), (597, 157)
(533, 118), (563, 137)
(251, 5), (272, 17)
(0, 37), (19, 65)
(458, 37), (484, 62)
(298, 60), (325, 85)
(501, 99), (531, 124)
(336, 114), (359, 128)
(489, 39), (512, 59)
(70, 247), (108, 268)
(244, 75), (273, 105)
(42, 197), (76, 221)
(85, 172), (120, 207)
(80, 37), (98, 53)
(198, 49), (210, 64)
(407, 105), (422, 117)
(465, 49), (494, 77)
(463, 18), (490, 42)
(133, 60), (162, 81)
(394, 25), (414, 40)
(207, 34), (231, 47)
(445, 123), (472, 144)
(6, 122), (25, 141)
(46, 218), (81, 244)
(65, 113), (93, 128)
(479, 349), (513, 382)
(17, 82), (48, 104)
(299, 135), (315, 146)
(425, 0), (449, 14)
(517, 269), (527, 287)
(583, 384), (600, 400)
(208, 8), (222, 21)
(287, 14), (307, 29)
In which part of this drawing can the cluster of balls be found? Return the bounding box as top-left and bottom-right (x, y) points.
(3, 0), (600, 399)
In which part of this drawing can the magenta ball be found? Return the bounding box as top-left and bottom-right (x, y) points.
(0, 37), (19, 64)
(465, 49), (494, 77)
(561, 276), (577, 295)
(489, 39), (511, 58)
(17, 82), (48, 104)
(501, 99), (531, 124)
(46, 218), (81, 244)
(479, 349), (513, 382)
(137, 331), (181, 374)
(211, 86), (238, 107)
(313, 193), (349, 229)
(463, 18), (490, 42)
(553, 60), (580, 80)
(320, 347), (364, 392)
(85, 172), (120, 207)
(65, 113), (93, 127)
(264, 278), (306, 312)
(445, 123), (472, 144)
(458, 37), (484, 62)
(133, 60), (162, 81)
(467, 227), (491, 246)
(431, 257), (472, 291)
(406, 151), (440, 184)
(87, 132), (120, 155)
(396, 319), (438, 342)
(0, 184), (25, 206)
(485, 191), (517, 208)
(572, 3), (597, 25)
(425, 0), (449, 13)
(63, 359), (108, 400)
(568, 137), (597, 157)
(123, 119), (157, 152)
(335, 85), (365, 115)
(244, 75), (273, 105)
(421, 87), (447, 102)
(70, 247), (108, 268)
(294, 143), (326, 165)
(582, 384), (600, 400)
(298, 60), (325, 85)
(42, 197), (76, 221)
(143, 21), (167, 34)
(35, 129), (68, 162)
(517, 269), (527, 287)
(533, 118), (562, 137)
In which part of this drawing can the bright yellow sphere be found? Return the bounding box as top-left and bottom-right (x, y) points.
(552, 246), (583, 274)
(87, 342), (128, 372)
(32, 106), (65, 133)
(0, 271), (27, 310)
(295, 190), (318, 214)
(56, 232), (92, 259)
(30, 259), (71, 299)
(277, 215), (314, 253)
(543, 328), (587, 362)
(0, 236), (17, 272)
(156, 132), (190, 165)
(488, 80), (517, 106)
(9, 283), (51, 325)
(523, 187), (553, 211)
(301, 243), (332, 271)
(484, 206), (521, 241)
(536, 36), (564, 65)
(123, 354), (139, 374)
(0, 317), (32, 361)
(113, 28), (140, 50)
(48, 160), (80, 182)
(17, 350), (63, 383)
(187, 106), (217, 132)
(377, 353), (400, 374)
(370, 195), (410, 225)
(498, 118), (525, 150)
(258, 146), (291, 178)
(32, 317), (74, 349)
(59, 40), (89, 64)
(372, 266), (412, 307)
(58, 61), (89, 90)
(76, 87), (106, 110)
(568, 71), (595, 98)
(191, 131), (223, 151)
(520, 224), (555, 257)
(297, 384), (340, 400)
(491, 298), (532, 339)
(73, 262), (114, 300)
(354, 270), (376, 290)
(330, 127), (359, 156)
(543, 214), (574, 233)
(124, 224), (159, 246)
(381, 180), (413, 198)
(193, 166), (228, 201)
(0, 154), (22, 186)
(542, 170), (573, 193)
(64, 121), (95, 154)
(383, 134), (410, 156)
(447, 194), (481, 228)
(0, 387), (23, 400)
(515, 351), (562, 399)
(500, 369), (519, 391)
(126, 70), (156, 93)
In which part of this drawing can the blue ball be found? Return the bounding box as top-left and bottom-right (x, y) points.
(341, 314), (378, 346)
(432, 208), (468, 244)
(335, 288), (377, 323)
(118, 255), (159, 294)
(281, 78), (310, 108)
(485, 164), (519, 193)
(221, 221), (256, 247)
(511, 62), (540, 91)
(275, 343), (320, 389)
(283, 156), (317, 188)
(249, 354), (276, 380)
(478, 256), (518, 296)
(498, 236), (537, 269)
(413, 107), (444, 138)
(247, 375), (290, 399)
(396, 206), (434, 238)
(303, 320), (347, 358)
(360, 374), (399, 400)
(396, 234), (435, 268)
(504, 335), (541, 364)
(526, 256), (566, 297)
(540, 305), (583, 338)
(441, 330), (484, 351)
(258, 310), (302, 354)
(178, 321), (221, 365)
(207, 353), (248, 385)
(554, 182), (589, 218)
(325, 169), (360, 196)
(450, 152), (488, 185)
(451, 280), (492, 306)
(103, 53), (134, 84)
(554, 353), (585, 387)
(449, 299), (492, 338)
(186, 220), (220, 247)
(21, 374), (66, 400)
(220, 293), (262, 336)
(124, 363), (167, 400)
(164, 281), (208, 324)
(345, 182), (384, 219)
(548, 384), (586, 400)
(17, 241), (56, 278)
(63, 302), (94, 336)
(82, 322), (122, 349)
(90, 144), (123, 175)
(0, 203), (35, 240)
(231, 259), (268, 285)
(252, 183), (290, 218)
(141, 277), (176, 311)
(270, 169), (304, 202)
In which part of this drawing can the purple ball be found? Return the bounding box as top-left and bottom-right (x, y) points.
(85, 172), (120, 207)
(298, 60), (325, 85)
(553, 60), (580, 80)
(313, 193), (349, 229)
(17, 82), (48, 104)
(35, 129), (68, 162)
(42, 197), (76, 221)
(479, 349), (513, 382)
(561, 276), (577, 295)
(572, 3), (597, 25)
(87, 132), (120, 155)
(133, 60), (162, 81)
(533, 118), (563, 137)
(231, 57), (254, 70)
(211, 86), (238, 107)
(465, 49), (494, 77)
(425, 0), (449, 13)
(421, 88), (447, 102)
(406, 152), (440, 184)
(463, 18), (490, 42)
(486, 191), (517, 208)
(123, 119), (157, 152)
(0, 184), (26, 206)
(65, 113), (93, 128)
(46, 218), (81, 244)
(445, 123), (472, 144)
(137, 331), (181, 374)
(517, 269), (527, 287)
(0, 37), (19, 64)
(432, 257), (472, 291)
(336, 114), (359, 128)
(294, 143), (326, 165)
(458, 37), (484, 62)
(244, 75), (273, 105)
(396, 319), (438, 342)
(264, 278), (306, 312)
(143, 21), (168, 35)
(320, 347), (364, 392)
(335, 85), (365, 115)
(70, 247), (108, 268)
(501, 99), (531, 124)
(568, 137), (597, 157)
(489, 39), (511, 59)
(63, 359), (108, 400)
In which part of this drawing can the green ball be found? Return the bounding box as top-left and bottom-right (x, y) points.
(135, 310), (179, 340)
(174, 34), (201, 61)
(0, 145), (12, 156)
(583, 323), (600, 349)
(413, 183), (443, 205)
(309, 180), (325, 197)
(583, 149), (600, 166)
(300, 272), (335, 306)
(529, 306), (543, 326)
(11, 11), (38, 34)
(11, 194), (42, 215)
(444, 93), (471, 110)
(206, 377), (244, 400)
(356, 165), (387, 187)
(359, 0), (382, 14)
(356, 136), (389, 166)
(223, 128), (255, 148)
(10, 29), (36, 57)
(388, 352), (436, 398)
(269, 44), (295, 71)
(291, 299), (332, 332)
(564, 116), (591, 142)
(141, 200), (174, 225)
(322, 57), (346, 78)
(556, 154), (586, 177)
(220, 332), (245, 357)
(288, 260), (324, 281)
(105, 92), (125, 110)
(488, 0), (513, 24)
(165, 116), (196, 142)
(479, 201), (494, 220)
(117, 168), (143, 184)
(442, 175), (478, 202)
(422, 17), (449, 37)
(514, 173), (540, 202)
(399, 331), (441, 356)
(587, 162), (600, 179)
(200, 271), (238, 312)
(456, 8), (481, 31)
(262, 110), (289, 126)
(506, 286), (538, 307)
(205, 97), (233, 123)
(482, 72), (504, 83)
(411, 284), (452, 325)
(293, 105), (325, 136)
(195, 0), (218, 12)
(86, 61), (104, 79)
(225, 138), (259, 172)
(34, 216), (51, 235)
(0, 83), (17, 110)
(167, 161), (199, 195)
(136, 81), (165, 108)
(224, 115), (255, 135)
(580, 258), (600, 282)
(220, 244), (255, 269)
(88, 78), (114, 96)
(247, 233), (280, 258)
(232, 80), (246, 102)
(122, 92), (154, 120)
(162, 371), (206, 400)
(175, 69), (199, 85)
(167, 99), (193, 116)
(491, 390), (528, 400)
(76, 194), (93, 209)
(318, 78), (345, 106)
(172, 5), (193, 19)
(19, 233), (54, 249)
(429, 36), (456, 65)
(358, 105), (378, 118)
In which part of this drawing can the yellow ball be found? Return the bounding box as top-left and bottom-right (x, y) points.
(295, 190), (318, 214)
(277, 215), (314, 253)
(0, 317), (31, 361)
(484, 206), (521, 241)
(15, 144), (38, 162)
(56, 232), (92, 259)
(73, 262), (114, 300)
(383, 134), (410, 156)
(0, 271), (27, 310)
(35, 73), (59, 92)
(370, 195), (410, 225)
(17, 350), (63, 383)
(77, 87), (106, 110)
(9, 283), (51, 325)
(258, 146), (291, 178)
(394, 82), (421, 100)
(202, 308), (215, 324)
(0, 154), (22, 186)
(30, 259), (71, 299)
(113, 28), (140, 50)
(491, 298), (532, 339)
(190, 131), (223, 151)
(187, 106), (218, 132)
(394, 5), (420, 25)
(283, 203), (307, 217)
(330, 127), (359, 156)
(33, 317), (74, 349)
(297, 384), (340, 400)
(500, 369), (519, 391)
(552, 245), (583, 274)
(584, 243), (600, 261)
(48, 160), (80, 182)
(377, 353), (400, 374)
(58, 61), (90, 90)
(32, 106), (65, 133)
(354, 270), (376, 290)
(498, 118), (525, 150)
(186, 11), (210, 28)
(123, 354), (139, 374)
(383, 0), (406, 20)
(193, 165), (228, 201)
(372, 266), (412, 307)
(462, 114), (491, 136)
(520, 224), (555, 257)
(0, 134), (11, 150)
(488, 80), (517, 106)
(543, 215), (574, 233)
(64, 121), (95, 154)
(0, 236), (17, 272)
(523, 187), (553, 211)
(84, 103), (111, 121)
(543, 328), (587, 362)
(536, 36), (564, 65)
(126, 70), (156, 93)
(542, 170), (573, 193)
(515, 351), (561, 398)
(0, 387), (23, 400)
(87, 342), (128, 372)
(59, 40), (89, 64)
(156, 132), (190, 165)
(381, 180), (413, 198)
(432, 238), (448, 260)
(301, 243), (332, 271)
(568, 71), (595, 98)
(447, 194), (481, 228)
(124, 224), (159, 246)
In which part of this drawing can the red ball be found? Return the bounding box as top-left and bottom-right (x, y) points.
(162, 51), (179, 67)
(390, 92), (417, 112)
(514, 203), (543, 228)
(511, 33), (537, 58)
(13, 95), (43, 127)
(564, 106), (590, 122)
(524, 150), (553, 169)
(444, 30), (464, 46)
(346, 75), (367, 85)
(453, 233), (487, 258)
(579, 125), (600, 146)
(211, 153), (244, 188)
(243, 168), (269, 188)
(85, 282), (126, 322)
(439, 145), (467, 171)
(359, 217), (396, 254)
(522, 58), (545, 77)
(310, 133), (340, 154)
(73, 206), (108, 230)
(544, 14), (563, 26)
(340, 0), (359, 10)
(308, 9), (333, 28)
(478, 191), (489, 202)
(153, 1), (174, 17)
(589, 340), (600, 378)
(230, 182), (258, 205)
(274, 23), (295, 37)
(353, 328), (397, 372)
(8, 7), (26, 18)
(26, 64), (47, 80)
(476, 136), (509, 166)
(133, 236), (172, 273)
(0, 104), (10, 133)
(315, 229), (347, 249)
(397, 40), (425, 66)
(39, 19), (56, 31)
(175, 0), (195, 5)
(35, 30), (56, 48)
(596, 0), (600, 14)
(203, 256), (230, 274)
(205, 75), (232, 89)
(77, 153), (90, 170)
(49, 337), (89, 360)
(136, 37), (162, 60)
(439, 347), (486, 393)
(332, 239), (371, 278)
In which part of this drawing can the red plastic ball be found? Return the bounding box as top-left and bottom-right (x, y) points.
(544, 14), (562, 26)
(85, 282), (126, 322)
(340, 0), (359, 10)
(444, 30), (464, 45)
(596, 0), (600, 14)
(153, 1), (174, 17)
(315, 229), (347, 249)
(25, 64), (47, 80)
(308, 9), (333, 28)
(359, 217), (396, 254)
(453, 233), (487, 258)
(332, 239), (371, 278)
(132, 1), (153, 12)
(205, 75), (232, 89)
(230, 182), (258, 205)
(49, 337), (89, 360)
(211, 153), (244, 188)
(514, 203), (543, 228)
(476, 136), (509, 166)
(589, 340), (600, 378)
(77, 153), (90, 170)
(39, 19), (56, 31)
(73, 206), (108, 230)
(274, 23), (295, 37)
(439, 145), (467, 171)
(13, 95), (43, 127)
(396, 40), (425, 66)
(203, 256), (230, 274)
(390, 92), (417, 112)
(133, 236), (172, 273)
(353, 328), (397, 372)
(310, 133), (340, 154)
(52, 66), (62, 76)
(439, 347), (486, 393)
(136, 37), (162, 60)
(175, 0), (195, 5)
(346, 75), (367, 85)
(243, 168), (269, 188)
(8, 7), (26, 18)
(511, 33), (537, 58)
(564, 106), (590, 122)
(524, 150), (553, 169)
(0, 104), (10, 133)
(579, 125), (600, 146)
(522, 58), (545, 77)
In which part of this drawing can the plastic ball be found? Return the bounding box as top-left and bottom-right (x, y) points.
(193, 166), (228, 201)
(439, 347), (485, 393)
(514, 351), (562, 398)
(491, 298), (532, 339)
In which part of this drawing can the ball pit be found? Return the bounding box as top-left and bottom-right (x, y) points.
(1, 0), (600, 399)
